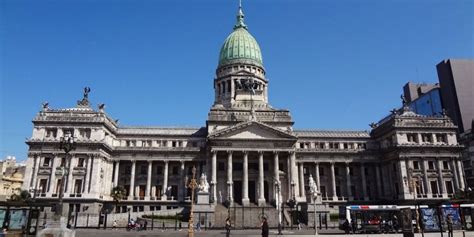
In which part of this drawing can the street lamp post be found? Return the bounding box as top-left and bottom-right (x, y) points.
(56, 131), (76, 220)
(188, 166), (198, 237)
(37, 131), (76, 237)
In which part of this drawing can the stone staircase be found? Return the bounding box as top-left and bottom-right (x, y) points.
(214, 203), (285, 229)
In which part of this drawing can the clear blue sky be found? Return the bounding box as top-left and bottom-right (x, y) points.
(1, 0), (473, 161)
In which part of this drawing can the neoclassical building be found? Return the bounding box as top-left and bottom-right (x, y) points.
(22, 4), (466, 228)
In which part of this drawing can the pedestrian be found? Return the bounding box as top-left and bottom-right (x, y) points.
(144, 220), (147, 230)
(225, 218), (231, 237)
(260, 217), (269, 237)
(343, 219), (350, 234)
(392, 215), (399, 233)
(296, 218), (301, 230)
(351, 219), (357, 234)
(112, 220), (117, 229)
(447, 214), (454, 237)
(196, 222), (201, 231)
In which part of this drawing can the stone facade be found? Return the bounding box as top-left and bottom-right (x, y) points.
(21, 4), (466, 228)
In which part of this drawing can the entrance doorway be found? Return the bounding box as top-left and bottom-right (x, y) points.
(249, 181), (256, 203)
(234, 181), (242, 204)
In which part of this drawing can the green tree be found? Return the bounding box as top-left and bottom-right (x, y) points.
(111, 186), (127, 211)
(9, 189), (32, 202)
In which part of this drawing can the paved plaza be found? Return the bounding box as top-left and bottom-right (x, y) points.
(69, 229), (474, 237)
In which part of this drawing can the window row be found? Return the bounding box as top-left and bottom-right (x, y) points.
(297, 141), (366, 150)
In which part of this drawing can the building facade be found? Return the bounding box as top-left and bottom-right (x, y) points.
(22, 5), (466, 227)
(0, 156), (25, 201)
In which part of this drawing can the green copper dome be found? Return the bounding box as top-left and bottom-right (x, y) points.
(218, 6), (263, 67)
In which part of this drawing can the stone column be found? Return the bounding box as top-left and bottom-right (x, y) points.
(330, 162), (337, 200)
(273, 152), (280, 200)
(48, 156), (59, 195)
(422, 160), (432, 198)
(66, 155), (75, 194)
(398, 160), (410, 199)
(146, 160), (152, 200)
(299, 162), (305, 198)
(161, 161), (169, 200)
(290, 151), (299, 199)
(375, 164), (383, 199)
(31, 156), (41, 192)
(345, 162), (352, 201)
(258, 151), (265, 206)
(457, 160), (466, 190)
(227, 151), (233, 203)
(84, 155), (92, 194)
(360, 163), (368, 200)
(129, 160), (136, 200)
(314, 162), (320, 192)
(211, 151), (217, 203)
(451, 160), (460, 191)
(179, 161), (185, 202)
(113, 160), (120, 188)
(242, 151), (250, 206)
(437, 159), (447, 198)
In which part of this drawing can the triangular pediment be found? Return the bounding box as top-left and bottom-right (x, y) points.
(208, 121), (296, 140)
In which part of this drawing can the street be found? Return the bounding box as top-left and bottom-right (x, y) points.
(70, 229), (474, 237)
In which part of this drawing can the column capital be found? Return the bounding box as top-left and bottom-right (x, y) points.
(273, 151), (279, 155)
(242, 150), (249, 155)
(227, 150), (233, 155)
(211, 150), (218, 155)
(258, 150), (264, 155)
(147, 160), (153, 164)
(163, 160), (169, 164)
(314, 161), (319, 165)
(345, 161), (350, 166)
(131, 160), (136, 164)
(288, 151), (295, 156)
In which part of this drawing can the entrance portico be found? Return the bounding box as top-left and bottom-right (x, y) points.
(208, 121), (297, 206)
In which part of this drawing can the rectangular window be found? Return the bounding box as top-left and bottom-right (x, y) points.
(428, 161), (435, 170)
(79, 128), (91, 139)
(319, 167), (324, 176)
(74, 179), (83, 194)
(43, 158), (51, 167)
(442, 161), (449, 170)
(77, 158), (85, 168)
(45, 128), (57, 138)
(430, 181), (439, 194)
(39, 179), (48, 193)
(413, 161), (420, 170)
(446, 181), (454, 194)
(422, 134), (432, 143)
(436, 134), (446, 143)
(407, 134), (417, 143)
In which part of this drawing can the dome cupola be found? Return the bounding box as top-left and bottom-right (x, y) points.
(218, 4), (263, 68)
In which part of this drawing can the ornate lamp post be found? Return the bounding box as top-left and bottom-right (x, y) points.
(187, 166), (198, 237)
(56, 131), (76, 220)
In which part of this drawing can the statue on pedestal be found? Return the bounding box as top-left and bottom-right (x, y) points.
(198, 173), (209, 193)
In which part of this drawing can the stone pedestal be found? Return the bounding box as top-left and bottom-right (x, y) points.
(197, 192), (209, 204)
(36, 217), (75, 237)
(258, 198), (266, 207)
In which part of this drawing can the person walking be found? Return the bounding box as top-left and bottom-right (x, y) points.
(112, 220), (117, 229)
(260, 217), (269, 237)
(225, 218), (231, 237)
(447, 214), (454, 237)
